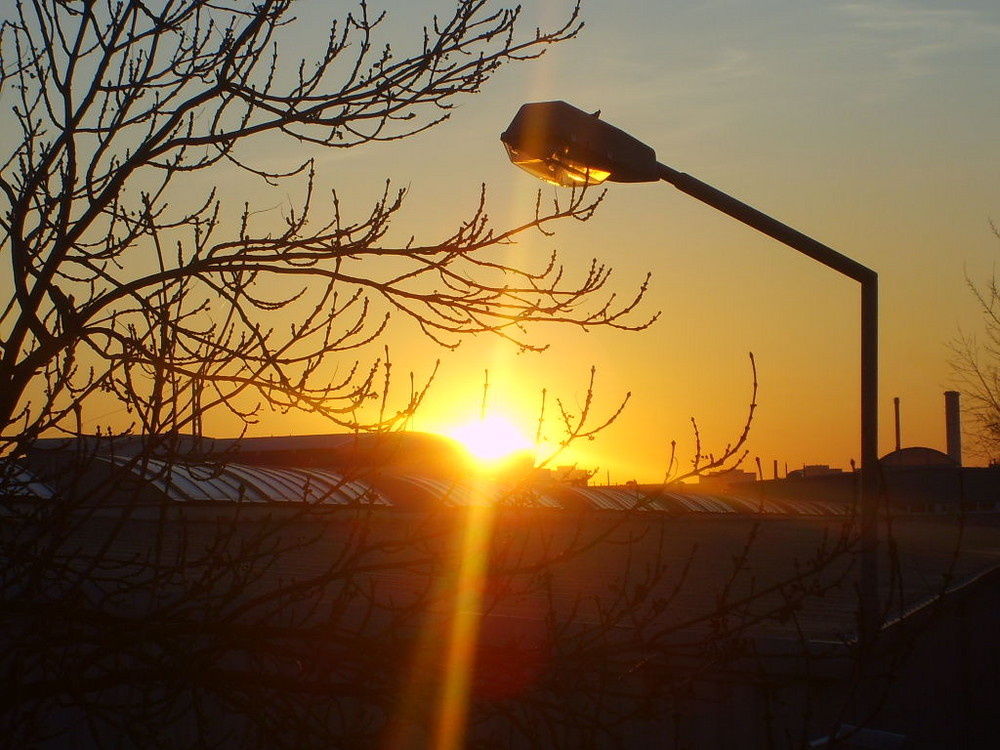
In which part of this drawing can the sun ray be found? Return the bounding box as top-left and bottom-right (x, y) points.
(431, 500), (495, 750)
(382, 487), (496, 750)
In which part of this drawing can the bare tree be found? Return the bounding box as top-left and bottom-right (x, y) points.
(951, 223), (1000, 461)
(0, 0), (653, 458)
(0, 2), (670, 746)
(3, 4), (968, 750)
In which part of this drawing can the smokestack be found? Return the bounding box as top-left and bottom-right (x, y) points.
(894, 397), (902, 451)
(945, 390), (962, 466)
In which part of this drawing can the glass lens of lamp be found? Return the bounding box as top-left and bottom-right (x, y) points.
(504, 143), (610, 187)
(560, 157), (611, 186)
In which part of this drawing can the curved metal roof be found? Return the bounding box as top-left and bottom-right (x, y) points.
(108, 457), (388, 505)
(554, 487), (846, 516)
(569, 487), (666, 511)
(383, 475), (565, 509)
(87, 456), (846, 515)
(2, 465), (55, 499)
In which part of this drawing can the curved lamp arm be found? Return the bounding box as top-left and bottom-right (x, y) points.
(501, 100), (880, 647)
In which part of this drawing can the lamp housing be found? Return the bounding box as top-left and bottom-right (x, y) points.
(500, 101), (660, 186)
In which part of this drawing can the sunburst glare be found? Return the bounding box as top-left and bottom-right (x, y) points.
(445, 414), (534, 467)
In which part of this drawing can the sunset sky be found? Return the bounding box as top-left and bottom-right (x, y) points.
(219, 1), (1000, 483)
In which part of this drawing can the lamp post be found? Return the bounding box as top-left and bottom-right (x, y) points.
(501, 101), (879, 646)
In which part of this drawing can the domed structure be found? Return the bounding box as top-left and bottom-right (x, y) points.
(879, 446), (957, 468)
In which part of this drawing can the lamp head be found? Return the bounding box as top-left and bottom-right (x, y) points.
(500, 101), (659, 186)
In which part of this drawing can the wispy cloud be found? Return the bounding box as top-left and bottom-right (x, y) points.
(835, 2), (1000, 79)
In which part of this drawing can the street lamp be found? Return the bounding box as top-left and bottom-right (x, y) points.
(501, 100), (879, 645)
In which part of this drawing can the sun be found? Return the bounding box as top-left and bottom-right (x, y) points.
(445, 415), (534, 465)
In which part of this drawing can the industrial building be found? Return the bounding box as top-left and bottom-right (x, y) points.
(3, 393), (999, 748)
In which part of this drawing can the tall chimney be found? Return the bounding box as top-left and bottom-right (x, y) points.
(945, 390), (962, 466)
(893, 397), (902, 451)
